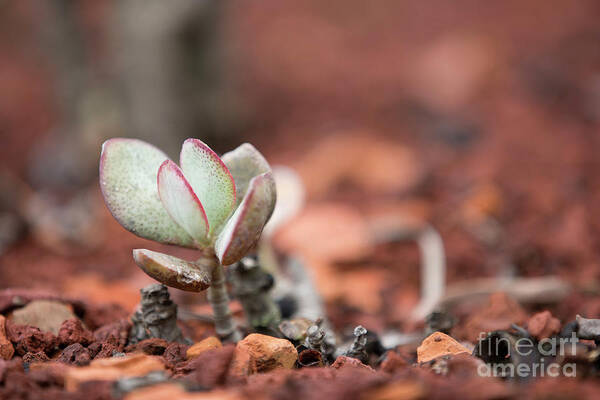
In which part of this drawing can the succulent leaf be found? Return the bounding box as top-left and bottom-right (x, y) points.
(99, 138), (195, 247)
(215, 172), (277, 265)
(180, 139), (236, 237)
(221, 143), (271, 206)
(132, 249), (213, 292)
(157, 160), (210, 245)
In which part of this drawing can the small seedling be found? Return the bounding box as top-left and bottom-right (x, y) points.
(100, 138), (276, 341)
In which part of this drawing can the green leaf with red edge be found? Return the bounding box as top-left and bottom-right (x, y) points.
(132, 249), (213, 292)
(99, 138), (195, 248)
(215, 172), (277, 265)
(221, 143), (271, 207)
(157, 160), (210, 246)
(180, 139), (236, 238)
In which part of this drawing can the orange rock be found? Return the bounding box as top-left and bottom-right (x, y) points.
(187, 336), (222, 359)
(527, 311), (561, 340)
(124, 383), (241, 400)
(0, 315), (14, 360)
(64, 353), (165, 391)
(417, 332), (470, 363)
(228, 334), (297, 379)
(331, 355), (374, 372)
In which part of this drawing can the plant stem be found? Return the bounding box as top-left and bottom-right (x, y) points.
(206, 258), (242, 342)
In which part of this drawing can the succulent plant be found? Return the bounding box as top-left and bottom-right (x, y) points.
(99, 138), (276, 341)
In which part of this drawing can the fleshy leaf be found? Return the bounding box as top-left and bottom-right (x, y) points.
(215, 172), (277, 265)
(180, 139), (236, 237)
(100, 138), (195, 247)
(221, 143), (271, 206)
(157, 160), (209, 245)
(132, 249), (213, 292)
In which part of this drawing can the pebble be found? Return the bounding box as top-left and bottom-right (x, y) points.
(186, 336), (222, 359)
(417, 332), (470, 363)
(527, 311), (561, 340)
(228, 334), (297, 379)
(9, 300), (76, 335)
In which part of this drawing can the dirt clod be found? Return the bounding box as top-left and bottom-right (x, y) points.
(57, 318), (94, 348)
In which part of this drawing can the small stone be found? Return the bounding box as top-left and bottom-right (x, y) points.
(6, 323), (56, 356)
(58, 343), (91, 366)
(576, 315), (600, 340)
(331, 355), (374, 371)
(177, 345), (236, 387)
(94, 318), (131, 353)
(22, 351), (50, 364)
(58, 318), (94, 347)
(88, 340), (121, 359)
(228, 334), (297, 379)
(417, 332), (470, 363)
(163, 343), (189, 369)
(126, 338), (169, 356)
(527, 311), (561, 340)
(64, 353), (166, 391)
(9, 300), (76, 335)
(0, 315), (14, 360)
(187, 336), (222, 359)
(380, 350), (409, 373)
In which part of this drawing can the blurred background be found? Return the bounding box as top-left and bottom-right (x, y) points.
(2, 0), (600, 333)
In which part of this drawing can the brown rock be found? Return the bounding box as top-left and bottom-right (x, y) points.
(228, 334), (297, 379)
(126, 338), (169, 355)
(22, 351), (50, 364)
(0, 315), (14, 360)
(417, 332), (470, 363)
(9, 300), (76, 335)
(57, 318), (94, 347)
(331, 355), (375, 372)
(163, 342), (189, 369)
(527, 310), (561, 340)
(380, 350), (409, 374)
(6, 322), (56, 356)
(88, 339), (120, 359)
(177, 345), (235, 387)
(64, 353), (166, 391)
(94, 318), (131, 352)
(459, 292), (528, 342)
(58, 343), (91, 366)
(187, 336), (222, 359)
